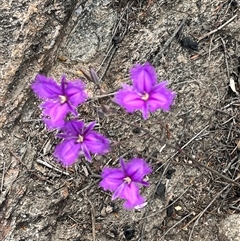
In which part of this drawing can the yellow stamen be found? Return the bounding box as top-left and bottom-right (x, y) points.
(124, 177), (132, 184)
(77, 135), (84, 143)
(141, 93), (149, 101)
(59, 95), (67, 104)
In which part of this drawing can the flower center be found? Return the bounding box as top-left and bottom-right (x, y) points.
(141, 92), (149, 101)
(59, 95), (67, 104)
(77, 135), (84, 143)
(124, 177), (132, 184)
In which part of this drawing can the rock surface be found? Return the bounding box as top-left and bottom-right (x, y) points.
(1, 0), (240, 240)
(0, 0), (76, 128)
(219, 214), (240, 241)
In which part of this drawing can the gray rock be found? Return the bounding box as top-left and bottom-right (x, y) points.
(59, 0), (116, 63)
(219, 214), (240, 241)
(0, 0), (77, 128)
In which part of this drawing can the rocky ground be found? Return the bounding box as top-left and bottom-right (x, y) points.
(1, 0), (240, 240)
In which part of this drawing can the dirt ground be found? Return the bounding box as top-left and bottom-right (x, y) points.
(1, 0), (240, 240)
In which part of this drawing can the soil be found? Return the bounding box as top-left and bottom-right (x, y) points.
(1, 0), (240, 240)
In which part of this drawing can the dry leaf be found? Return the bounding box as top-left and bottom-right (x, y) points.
(229, 78), (238, 94)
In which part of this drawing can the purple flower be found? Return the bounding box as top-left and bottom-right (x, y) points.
(114, 62), (176, 119)
(31, 74), (87, 129)
(54, 120), (110, 166)
(100, 158), (152, 209)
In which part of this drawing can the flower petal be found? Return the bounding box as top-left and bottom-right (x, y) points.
(141, 102), (149, 120)
(124, 158), (152, 184)
(81, 143), (92, 161)
(56, 133), (74, 140)
(148, 81), (176, 112)
(84, 131), (110, 155)
(40, 101), (69, 129)
(61, 120), (84, 136)
(114, 88), (144, 113)
(32, 74), (62, 100)
(65, 80), (88, 106)
(54, 140), (81, 166)
(121, 183), (145, 209)
(124, 198), (146, 209)
(119, 158), (127, 173)
(100, 168), (125, 191)
(60, 75), (67, 91)
(83, 121), (96, 136)
(130, 62), (157, 93)
(112, 182), (126, 200)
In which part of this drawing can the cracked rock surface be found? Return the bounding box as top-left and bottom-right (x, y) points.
(1, 0), (240, 240)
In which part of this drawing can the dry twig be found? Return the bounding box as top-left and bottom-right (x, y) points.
(220, 37), (230, 80)
(153, 18), (187, 64)
(36, 159), (70, 176)
(1, 162), (6, 192)
(200, 104), (238, 118)
(198, 14), (238, 42)
(77, 180), (99, 195)
(154, 124), (209, 173)
(98, 2), (131, 81)
(87, 195), (96, 241)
